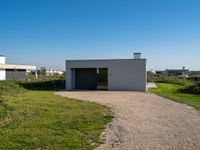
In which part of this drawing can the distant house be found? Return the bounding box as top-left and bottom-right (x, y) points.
(0, 55), (37, 80)
(34, 69), (64, 76)
(155, 67), (189, 77)
(46, 69), (64, 76)
(165, 67), (189, 77)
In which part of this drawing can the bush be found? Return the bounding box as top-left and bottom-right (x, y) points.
(178, 82), (200, 95)
(21, 79), (65, 91)
(156, 76), (190, 86)
(147, 71), (155, 82)
(187, 76), (200, 82)
(147, 74), (191, 86)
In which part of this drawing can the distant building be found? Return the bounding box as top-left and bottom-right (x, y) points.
(0, 55), (37, 80)
(33, 69), (64, 76)
(165, 67), (189, 77)
(46, 69), (64, 76)
(155, 67), (189, 77)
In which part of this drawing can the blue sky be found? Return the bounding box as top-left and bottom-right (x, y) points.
(0, 0), (200, 71)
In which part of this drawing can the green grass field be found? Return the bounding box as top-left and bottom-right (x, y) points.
(0, 81), (113, 150)
(149, 83), (200, 110)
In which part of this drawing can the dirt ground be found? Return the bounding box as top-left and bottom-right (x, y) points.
(56, 91), (200, 150)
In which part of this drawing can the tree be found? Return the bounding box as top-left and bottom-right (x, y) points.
(40, 67), (47, 75)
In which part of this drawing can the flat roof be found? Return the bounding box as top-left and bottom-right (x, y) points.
(0, 64), (36, 70)
(66, 58), (146, 62)
(166, 69), (189, 71)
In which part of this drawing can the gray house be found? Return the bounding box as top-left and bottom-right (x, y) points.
(165, 67), (189, 77)
(66, 53), (146, 91)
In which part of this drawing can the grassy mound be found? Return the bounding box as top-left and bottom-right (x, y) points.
(0, 80), (113, 149)
(0, 80), (24, 95)
(0, 81), (23, 120)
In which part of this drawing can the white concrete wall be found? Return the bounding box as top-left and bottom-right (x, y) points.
(0, 56), (6, 64)
(66, 59), (146, 91)
(0, 69), (6, 80)
(0, 56), (6, 80)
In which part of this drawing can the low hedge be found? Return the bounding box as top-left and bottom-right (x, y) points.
(20, 79), (65, 90)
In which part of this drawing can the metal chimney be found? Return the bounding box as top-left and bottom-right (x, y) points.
(133, 53), (141, 59)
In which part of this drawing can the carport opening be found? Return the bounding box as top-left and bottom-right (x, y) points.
(74, 68), (108, 90)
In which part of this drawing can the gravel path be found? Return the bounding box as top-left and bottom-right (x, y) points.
(56, 91), (200, 150)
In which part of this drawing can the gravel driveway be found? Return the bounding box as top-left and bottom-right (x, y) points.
(56, 91), (200, 150)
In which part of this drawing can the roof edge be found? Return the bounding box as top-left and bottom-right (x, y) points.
(66, 58), (146, 62)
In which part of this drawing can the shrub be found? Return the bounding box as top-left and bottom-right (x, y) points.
(178, 81), (200, 95)
(147, 71), (155, 82)
(156, 76), (190, 86)
(147, 74), (191, 86)
(187, 76), (200, 82)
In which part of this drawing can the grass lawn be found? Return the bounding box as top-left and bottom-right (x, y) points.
(0, 89), (113, 149)
(149, 83), (200, 110)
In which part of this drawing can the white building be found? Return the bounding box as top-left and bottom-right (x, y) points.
(46, 69), (64, 76)
(66, 53), (147, 91)
(0, 55), (37, 80)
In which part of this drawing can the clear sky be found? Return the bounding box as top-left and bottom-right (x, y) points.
(0, 0), (200, 71)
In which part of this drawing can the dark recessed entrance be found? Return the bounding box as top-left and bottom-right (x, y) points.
(97, 68), (108, 90)
(75, 68), (108, 90)
(75, 68), (97, 89)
